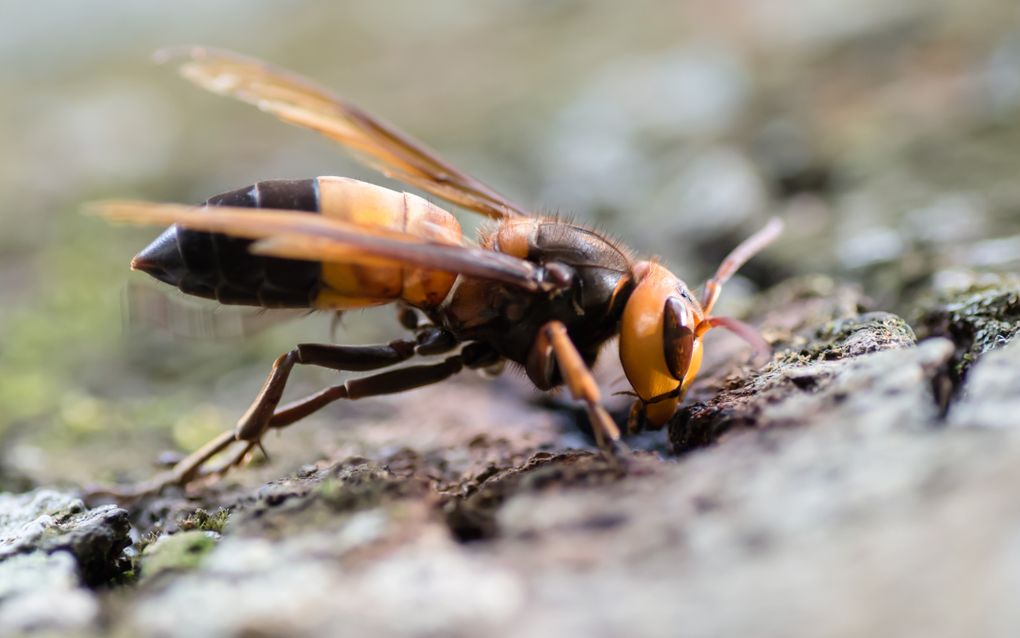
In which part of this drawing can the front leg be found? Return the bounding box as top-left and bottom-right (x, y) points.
(527, 320), (630, 461)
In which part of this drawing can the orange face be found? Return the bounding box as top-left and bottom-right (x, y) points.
(618, 261), (705, 428)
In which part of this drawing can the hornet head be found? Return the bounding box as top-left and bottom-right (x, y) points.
(618, 218), (783, 430)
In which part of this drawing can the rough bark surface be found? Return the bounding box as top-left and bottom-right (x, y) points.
(5, 276), (1020, 637)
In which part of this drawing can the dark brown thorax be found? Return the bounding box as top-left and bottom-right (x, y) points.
(437, 219), (634, 385)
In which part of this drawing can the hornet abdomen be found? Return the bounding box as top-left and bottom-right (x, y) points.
(131, 177), (463, 309)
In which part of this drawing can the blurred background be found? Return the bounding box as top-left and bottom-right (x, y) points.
(2, 0), (1019, 489)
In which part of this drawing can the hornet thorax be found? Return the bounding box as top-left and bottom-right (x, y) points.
(437, 219), (634, 384)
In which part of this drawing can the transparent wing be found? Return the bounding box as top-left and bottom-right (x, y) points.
(92, 200), (555, 292)
(156, 46), (530, 220)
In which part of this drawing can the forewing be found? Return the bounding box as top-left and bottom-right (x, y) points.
(92, 200), (550, 292)
(156, 46), (530, 220)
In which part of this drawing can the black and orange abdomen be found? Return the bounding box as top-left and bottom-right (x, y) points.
(314, 176), (462, 309)
(131, 177), (463, 310)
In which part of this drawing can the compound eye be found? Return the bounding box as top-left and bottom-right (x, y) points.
(662, 297), (695, 381)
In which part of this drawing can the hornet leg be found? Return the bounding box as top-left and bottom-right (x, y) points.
(199, 352), (469, 481)
(88, 338), (463, 500)
(235, 340), (421, 442)
(528, 321), (630, 463)
(260, 341), (497, 436)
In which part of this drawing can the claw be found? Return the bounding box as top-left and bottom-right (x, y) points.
(83, 428), (244, 504)
(626, 400), (645, 435)
(601, 436), (633, 473)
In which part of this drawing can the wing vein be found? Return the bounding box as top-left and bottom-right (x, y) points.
(91, 200), (548, 292)
(157, 46), (530, 220)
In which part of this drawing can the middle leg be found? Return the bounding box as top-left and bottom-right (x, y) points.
(236, 314), (464, 443)
(209, 351), (471, 478)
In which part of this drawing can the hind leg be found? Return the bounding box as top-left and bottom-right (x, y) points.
(89, 338), (457, 500)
